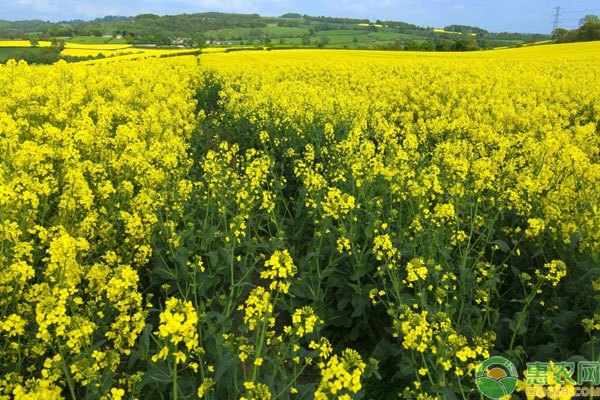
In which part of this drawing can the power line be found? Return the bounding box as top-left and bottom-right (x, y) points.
(552, 6), (560, 32)
(494, 5), (599, 34)
(560, 9), (600, 14)
(552, 7), (600, 29)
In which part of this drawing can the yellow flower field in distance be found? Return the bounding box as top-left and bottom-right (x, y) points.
(200, 47), (232, 53)
(74, 48), (202, 64)
(201, 46), (259, 53)
(63, 43), (133, 50)
(61, 47), (143, 58)
(0, 40), (52, 47)
(433, 28), (476, 35)
(60, 43), (135, 57)
(0, 41), (599, 399)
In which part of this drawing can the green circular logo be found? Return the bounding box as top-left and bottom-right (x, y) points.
(475, 356), (518, 399)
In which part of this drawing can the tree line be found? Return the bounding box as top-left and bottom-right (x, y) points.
(553, 15), (600, 43)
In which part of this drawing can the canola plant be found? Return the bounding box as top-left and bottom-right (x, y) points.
(1, 42), (600, 399)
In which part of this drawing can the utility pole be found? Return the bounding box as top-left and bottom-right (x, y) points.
(552, 6), (560, 32)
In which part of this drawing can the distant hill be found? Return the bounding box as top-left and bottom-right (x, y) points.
(0, 19), (54, 34)
(94, 16), (134, 24)
(0, 12), (550, 51)
(444, 25), (489, 35)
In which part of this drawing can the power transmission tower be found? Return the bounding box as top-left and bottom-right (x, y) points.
(552, 6), (560, 32)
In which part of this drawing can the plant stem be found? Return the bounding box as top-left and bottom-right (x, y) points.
(173, 358), (178, 400)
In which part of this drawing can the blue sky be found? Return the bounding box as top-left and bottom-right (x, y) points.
(2, 0), (600, 33)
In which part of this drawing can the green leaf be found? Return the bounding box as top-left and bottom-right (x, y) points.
(510, 265), (522, 277)
(553, 310), (577, 331)
(436, 387), (459, 400)
(207, 250), (218, 268)
(491, 239), (510, 253)
(509, 311), (527, 335)
(337, 296), (350, 311)
(351, 294), (367, 318)
(215, 353), (235, 382)
(530, 343), (558, 361)
(141, 362), (172, 386)
(566, 354), (588, 363)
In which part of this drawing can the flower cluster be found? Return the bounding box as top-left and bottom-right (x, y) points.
(260, 250), (297, 293)
(156, 297), (199, 351)
(314, 349), (366, 399)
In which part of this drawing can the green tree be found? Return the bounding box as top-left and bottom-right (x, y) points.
(552, 28), (568, 42)
(579, 14), (600, 26)
(89, 22), (102, 37)
(29, 37), (39, 47)
(193, 33), (206, 48)
(436, 39), (454, 51)
(51, 38), (65, 50)
(454, 36), (479, 51)
(577, 21), (600, 41)
(249, 29), (263, 39)
(420, 40), (434, 51)
(406, 40), (421, 51)
(280, 13), (301, 18)
(317, 36), (330, 48)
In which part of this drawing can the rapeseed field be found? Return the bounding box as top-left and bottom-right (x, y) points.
(1, 42), (599, 399)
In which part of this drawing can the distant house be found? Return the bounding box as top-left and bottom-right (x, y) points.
(172, 37), (190, 45)
(116, 34), (123, 39)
